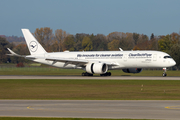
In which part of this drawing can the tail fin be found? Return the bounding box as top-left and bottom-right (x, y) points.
(22, 29), (47, 55)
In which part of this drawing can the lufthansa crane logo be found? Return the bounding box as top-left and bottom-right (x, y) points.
(29, 41), (38, 52)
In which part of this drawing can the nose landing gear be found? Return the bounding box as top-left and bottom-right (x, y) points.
(162, 68), (167, 77)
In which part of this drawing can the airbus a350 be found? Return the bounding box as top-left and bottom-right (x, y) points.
(7, 29), (176, 77)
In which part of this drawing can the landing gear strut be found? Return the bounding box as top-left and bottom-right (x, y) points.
(82, 72), (93, 76)
(100, 72), (111, 76)
(162, 68), (167, 77)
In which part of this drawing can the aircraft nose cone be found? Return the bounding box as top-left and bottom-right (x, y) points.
(171, 60), (176, 66)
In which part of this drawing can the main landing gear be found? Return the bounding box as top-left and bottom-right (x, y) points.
(100, 72), (111, 76)
(162, 68), (167, 77)
(81, 72), (112, 76)
(82, 72), (93, 76)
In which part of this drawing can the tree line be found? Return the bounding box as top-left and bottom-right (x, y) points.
(0, 27), (180, 69)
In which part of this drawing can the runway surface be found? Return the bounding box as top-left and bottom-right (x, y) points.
(0, 100), (180, 119)
(0, 75), (180, 80)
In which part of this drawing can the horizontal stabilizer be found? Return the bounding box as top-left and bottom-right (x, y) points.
(7, 48), (24, 57)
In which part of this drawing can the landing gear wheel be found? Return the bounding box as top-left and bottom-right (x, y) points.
(162, 73), (167, 77)
(100, 73), (104, 76)
(162, 68), (167, 77)
(100, 72), (111, 76)
(82, 73), (85, 76)
(82, 72), (93, 76)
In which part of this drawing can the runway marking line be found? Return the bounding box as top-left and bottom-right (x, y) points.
(27, 106), (49, 111)
(27, 106), (34, 110)
(26, 105), (124, 114)
(165, 106), (180, 109)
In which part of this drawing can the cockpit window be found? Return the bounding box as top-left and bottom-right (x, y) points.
(164, 56), (172, 59)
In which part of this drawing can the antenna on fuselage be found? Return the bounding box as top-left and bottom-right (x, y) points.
(119, 48), (123, 51)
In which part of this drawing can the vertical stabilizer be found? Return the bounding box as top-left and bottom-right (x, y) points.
(22, 29), (47, 55)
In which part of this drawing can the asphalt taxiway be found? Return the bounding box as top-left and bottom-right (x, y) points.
(0, 75), (180, 80)
(0, 100), (180, 119)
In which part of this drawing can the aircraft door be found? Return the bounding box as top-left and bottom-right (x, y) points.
(124, 54), (127, 62)
(153, 54), (157, 61)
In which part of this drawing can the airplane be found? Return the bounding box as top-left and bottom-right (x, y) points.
(7, 29), (176, 77)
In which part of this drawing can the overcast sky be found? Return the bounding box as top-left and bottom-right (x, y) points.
(1, 0), (180, 37)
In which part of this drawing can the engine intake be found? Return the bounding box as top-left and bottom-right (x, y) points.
(86, 63), (108, 74)
(122, 68), (142, 73)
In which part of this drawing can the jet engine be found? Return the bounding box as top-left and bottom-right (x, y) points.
(122, 68), (142, 73)
(86, 63), (108, 74)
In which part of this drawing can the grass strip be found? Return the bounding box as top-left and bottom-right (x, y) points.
(0, 79), (180, 100)
(0, 67), (179, 76)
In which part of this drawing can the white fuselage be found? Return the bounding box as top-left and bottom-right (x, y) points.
(29, 50), (176, 70)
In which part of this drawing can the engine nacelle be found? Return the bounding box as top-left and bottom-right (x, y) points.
(86, 63), (108, 74)
(122, 68), (142, 73)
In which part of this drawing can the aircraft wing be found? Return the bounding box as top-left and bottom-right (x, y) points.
(46, 57), (88, 66)
(46, 57), (119, 67)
